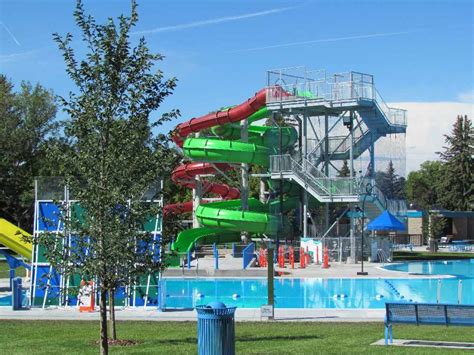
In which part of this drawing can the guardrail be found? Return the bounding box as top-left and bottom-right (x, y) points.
(266, 72), (407, 128)
(270, 154), (359, 197)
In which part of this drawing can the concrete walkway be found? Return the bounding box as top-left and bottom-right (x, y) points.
(0, 306), (385, 322)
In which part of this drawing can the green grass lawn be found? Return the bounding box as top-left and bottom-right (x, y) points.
(0, 260), (26, 279)
(0, 320), (473, 354)
(393, 251), (474, 261)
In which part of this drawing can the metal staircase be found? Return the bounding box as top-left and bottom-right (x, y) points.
(308, 122), (378, 165)
(270, 154), (359, 203)
(265, 68), (407, 263)
(269, 154), (407, 217)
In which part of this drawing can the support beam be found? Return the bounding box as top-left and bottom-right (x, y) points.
(370, 131), (376, 186)
(324, 114), (329, 232)
(193, 132), (202, 228)
(303, 191), (308, 238)
(302, 111), (308, 239)
(241, 118), (249, 243)
(349, 204), (357, 264)
(349, 111), (354, 179)
(240, 118), (249, 211)
(259, 180), (266, 203)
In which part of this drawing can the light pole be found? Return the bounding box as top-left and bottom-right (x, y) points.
(357, 182), (372, 276)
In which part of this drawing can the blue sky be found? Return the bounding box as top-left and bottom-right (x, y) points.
(0, 0), (473, 168)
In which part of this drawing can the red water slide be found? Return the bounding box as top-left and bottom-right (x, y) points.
(172, 88), (267, 146)
(165, 87), (287, 216)
(163, 162), (239, 216)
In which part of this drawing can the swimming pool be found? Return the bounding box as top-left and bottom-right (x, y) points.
(1, 259), (472, 309)
(161, 259), (474, 309)
(383, 258), (474, 278)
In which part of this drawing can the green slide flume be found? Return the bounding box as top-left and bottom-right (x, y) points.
(171, 106), (298, 253)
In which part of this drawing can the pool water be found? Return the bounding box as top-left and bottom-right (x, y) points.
(0, 294), (11, 306)
(2, 259), (472, 309)
(383, 259), (474, 278)
(161, 259), (474, 309)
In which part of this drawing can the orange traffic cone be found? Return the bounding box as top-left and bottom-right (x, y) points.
(322, 246), (330, 269)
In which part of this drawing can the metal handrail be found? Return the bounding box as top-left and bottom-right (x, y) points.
(266, 73), (407, 128)
(270, 154), (359, 197)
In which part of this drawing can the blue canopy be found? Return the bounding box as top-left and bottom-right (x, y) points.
(367, 210), (406, 231)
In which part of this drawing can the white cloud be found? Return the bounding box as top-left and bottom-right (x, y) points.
(458, 89), (474, 103)
(389, 102), (474, 173)
(132, 6), (294, 35)
(0, 49), (37, 63)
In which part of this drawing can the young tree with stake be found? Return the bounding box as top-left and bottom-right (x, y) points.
(39, 1), (179, 353)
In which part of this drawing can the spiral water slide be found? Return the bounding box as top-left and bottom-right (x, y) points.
(167, 88), (297, 253)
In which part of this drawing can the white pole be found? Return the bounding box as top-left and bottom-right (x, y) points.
(31, 179), (39, 306)
(458, 279), (463, 304)
(437, 278), (441, 304)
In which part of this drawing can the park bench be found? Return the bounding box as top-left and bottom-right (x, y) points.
(385, 302), (474, 345)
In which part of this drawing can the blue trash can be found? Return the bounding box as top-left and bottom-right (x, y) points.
(196, 301), (237, 355)
(12, 277), (22, 310)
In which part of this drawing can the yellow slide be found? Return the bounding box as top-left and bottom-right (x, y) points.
(0, 218), (32, 260)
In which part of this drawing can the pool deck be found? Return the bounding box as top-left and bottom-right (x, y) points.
(165, 256), (454, 279)
(0, 306), (385, 322)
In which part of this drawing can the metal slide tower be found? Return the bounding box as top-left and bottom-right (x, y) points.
(266, 67), (407, 263)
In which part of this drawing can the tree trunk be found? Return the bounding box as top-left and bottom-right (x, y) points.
(109, 288), (117, 340)
(100, 288), (109, 355)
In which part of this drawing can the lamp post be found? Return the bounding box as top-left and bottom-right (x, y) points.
(357, 182), (372, 276)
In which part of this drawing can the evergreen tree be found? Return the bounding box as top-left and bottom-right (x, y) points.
(376, 160), (405, 200)
(338, 160), (350, 177)
(438, 115), (473, 211)
(39, 1), (178, 353)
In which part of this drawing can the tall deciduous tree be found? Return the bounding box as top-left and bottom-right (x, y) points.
(0, 76), (58, 230)
(39, 1), (179, 353)
(406, 160), (445, 210)
(438, 115), (473, 211)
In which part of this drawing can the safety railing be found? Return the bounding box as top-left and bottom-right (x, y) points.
(359, 177), (407, 217)
(373, 88), (407, 126)
(266, 71), (407, 128)
(271, 154), (407, 217)
(270, 154), (359, 198)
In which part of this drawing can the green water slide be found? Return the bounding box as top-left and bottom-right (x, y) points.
(171, 107), (299, 253)
(172, 197), (299, 253)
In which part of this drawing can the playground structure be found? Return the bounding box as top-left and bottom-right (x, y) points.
(168, 67), (407, 266)
(26, 177), (164, 308)
(0, 66), (408, 308)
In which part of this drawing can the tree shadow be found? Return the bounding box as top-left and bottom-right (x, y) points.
(275, 316), (338, 321)
(237, 334), (318, 342)
(157, 337), (196, 345)
(155, 334), (318, 346)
